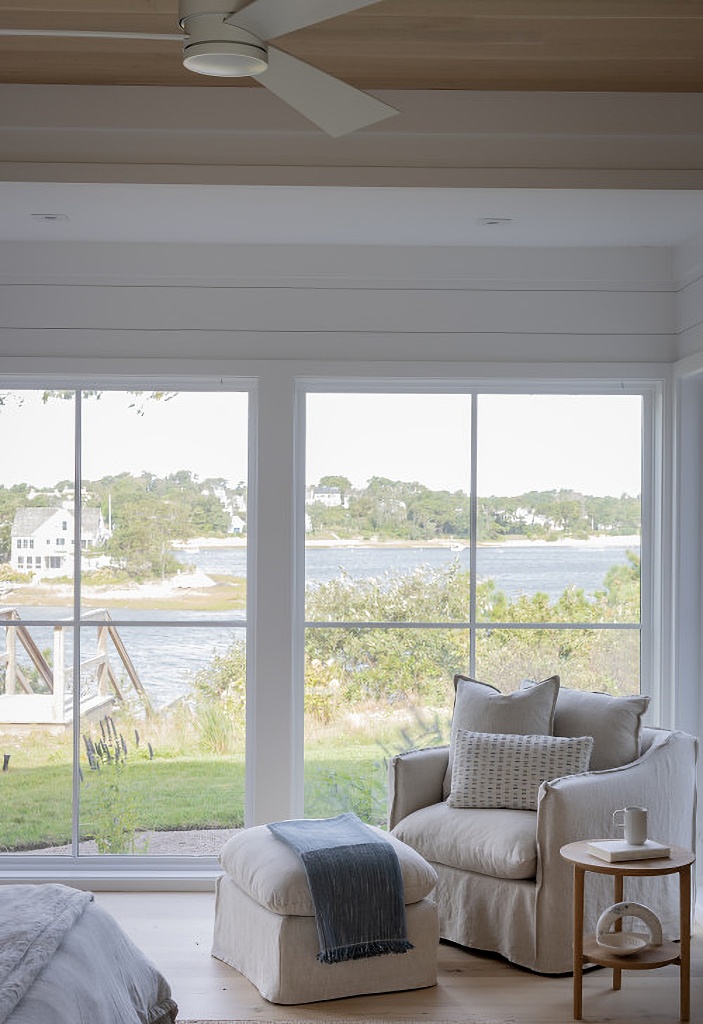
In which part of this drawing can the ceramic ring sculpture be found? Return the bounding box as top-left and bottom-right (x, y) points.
(596, 901), (663, 951)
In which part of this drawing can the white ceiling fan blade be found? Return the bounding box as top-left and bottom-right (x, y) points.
(260, 46), (397, 137)
(231, 0), (383, 41)
(0, 28), (181, 41)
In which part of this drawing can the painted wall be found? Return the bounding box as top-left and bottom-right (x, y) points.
(0, 240), (678, 364)
(673, 233), (703, 874)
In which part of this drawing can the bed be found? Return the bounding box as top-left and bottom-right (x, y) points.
(0, 884), (178, 1024)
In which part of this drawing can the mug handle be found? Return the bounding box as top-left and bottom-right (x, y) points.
(612, 809), (625, 832)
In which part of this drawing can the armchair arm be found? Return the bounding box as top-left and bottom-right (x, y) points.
(387, 745), (449, 830)
(538, 728), (697, 854)
(536, 729), (697, 938)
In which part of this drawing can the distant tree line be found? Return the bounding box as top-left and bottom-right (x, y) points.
(307, 475), (640, 543)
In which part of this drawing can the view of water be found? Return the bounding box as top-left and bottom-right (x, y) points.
(309, 543), (636, 600)
(184, 540), (639, 602)
(11, 542), (639, 709)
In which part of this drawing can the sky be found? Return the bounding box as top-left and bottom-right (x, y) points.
(0, 389), (642, 497)
(0, 391), (249, 489)
(306, 393), (642, 497)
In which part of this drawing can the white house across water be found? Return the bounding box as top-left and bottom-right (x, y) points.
(10, 506), (110, 578)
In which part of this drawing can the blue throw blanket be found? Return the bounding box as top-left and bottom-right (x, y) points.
(268, 812), (413, 964)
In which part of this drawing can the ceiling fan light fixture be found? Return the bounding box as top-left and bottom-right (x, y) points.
(180, 11), (268, 78)
(183, 39), (268, 77)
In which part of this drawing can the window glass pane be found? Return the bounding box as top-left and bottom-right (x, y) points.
(80, 391), (248, 617)
(476, 394), (641, 626)
(0, 387), (248, 863)
(304, 392), (471, 821)
(475, 627), (640, 696)
(305, 393), (472, 622)
(78, 626), (245, 856)
(304, 627), (460, 823)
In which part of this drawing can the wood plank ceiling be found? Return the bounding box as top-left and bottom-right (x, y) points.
(0, 0), (702, 92)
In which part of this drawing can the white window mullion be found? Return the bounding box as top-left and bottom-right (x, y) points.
(469, 391), (478, 677)
(640, 380), (667, 723)
(247, 368), (300, 825)
(71, 390), (82, 855)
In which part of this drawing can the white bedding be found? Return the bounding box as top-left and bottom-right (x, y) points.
(0, 884), (178, 1024)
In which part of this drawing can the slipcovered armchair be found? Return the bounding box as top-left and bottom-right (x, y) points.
(387, 676), (697, 975)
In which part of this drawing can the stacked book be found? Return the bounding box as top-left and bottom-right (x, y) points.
(586, 839), (670, 862)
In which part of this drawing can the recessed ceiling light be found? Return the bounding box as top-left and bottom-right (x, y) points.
(31, 213), (69, 222)
(476, 217), (513, 227)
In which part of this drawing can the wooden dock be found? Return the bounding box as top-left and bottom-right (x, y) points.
(0, 607), (153, 729)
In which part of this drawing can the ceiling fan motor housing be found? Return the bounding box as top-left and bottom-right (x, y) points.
(179, 2), (268, 78)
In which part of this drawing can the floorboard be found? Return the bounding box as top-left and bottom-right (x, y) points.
(95, 892), (702, 1023)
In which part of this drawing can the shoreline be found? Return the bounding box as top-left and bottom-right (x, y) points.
(1, 535), (639, 606)
(188, 535), (640, 550)
(0, 569), (236, 608)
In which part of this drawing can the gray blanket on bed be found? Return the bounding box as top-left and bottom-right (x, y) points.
(0, 884), (93, 1024)
(268, 812), (412, 964)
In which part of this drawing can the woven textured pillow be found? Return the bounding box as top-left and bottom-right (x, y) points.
(447, 729), (594, 811)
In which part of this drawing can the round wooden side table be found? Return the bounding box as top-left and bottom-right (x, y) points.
(560, 841), (695, 1022)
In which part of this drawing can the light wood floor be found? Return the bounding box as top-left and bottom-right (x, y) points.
(95, 892), (702, 1024)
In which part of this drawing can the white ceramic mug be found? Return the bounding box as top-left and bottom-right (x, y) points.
(612, 806), (648, 845)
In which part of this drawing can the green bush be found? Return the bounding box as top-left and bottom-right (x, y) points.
(304, 555), (640, 708)
(0, 563), (31, 583)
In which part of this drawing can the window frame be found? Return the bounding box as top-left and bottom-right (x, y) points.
(0, 365), (668, 886)
(297, 376), (664, 738)
(0, 375), (255, 885)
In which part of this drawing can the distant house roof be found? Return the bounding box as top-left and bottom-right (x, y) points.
(82, 508), (103, 535)
(11, 507), (60, 536)
(11, 506), (104, 537)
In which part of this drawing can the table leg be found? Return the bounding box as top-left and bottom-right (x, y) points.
(612, 873), (624, 991)
(679, 865), (691, 1022)
(573, 865), (585, 1020)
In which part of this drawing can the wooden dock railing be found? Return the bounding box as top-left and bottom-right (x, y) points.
(0, 607), (154, 724)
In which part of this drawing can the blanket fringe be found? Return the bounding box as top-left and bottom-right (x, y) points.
(317, 939), (414, 964)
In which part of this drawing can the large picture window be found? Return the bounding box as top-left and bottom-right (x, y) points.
(0, 387), (248, 861)
(303, 389), (643, 824)
(0, 374), (655, 871)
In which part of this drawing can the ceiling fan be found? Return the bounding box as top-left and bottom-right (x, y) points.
(0, 0), (399, 138)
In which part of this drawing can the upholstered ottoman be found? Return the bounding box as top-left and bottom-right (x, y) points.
(212, 823), (439, 1004)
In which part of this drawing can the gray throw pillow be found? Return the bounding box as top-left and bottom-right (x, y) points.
(443, 674), (560, 798)
(447, 729), (593, 810)
(551, 687), (650, 770)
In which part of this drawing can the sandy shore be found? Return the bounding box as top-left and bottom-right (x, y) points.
(0, 569), (229, 606)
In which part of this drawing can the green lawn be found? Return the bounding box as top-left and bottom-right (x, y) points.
(0, 757), (246, 851)
(0, 743), (393, 851)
